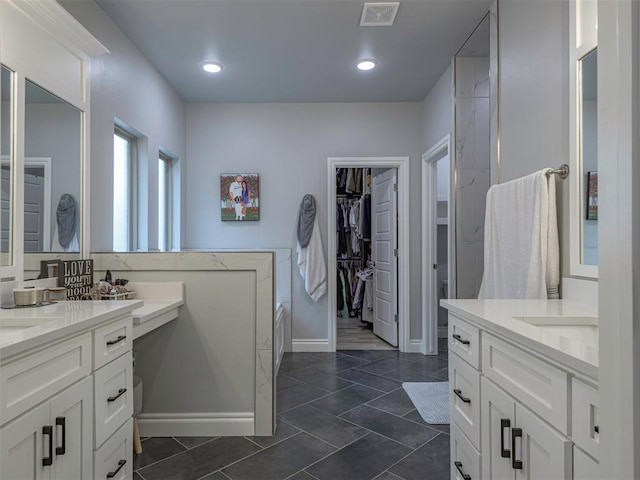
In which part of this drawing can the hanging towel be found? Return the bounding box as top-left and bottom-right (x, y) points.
(478, 169), (560, 299)
(56, 194), (77, 249)
(297, 195), (327, 302)
(297, 194), (316, 248)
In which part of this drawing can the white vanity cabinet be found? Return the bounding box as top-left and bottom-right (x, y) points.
(0, 307), (136, 480)
(447, 311), (599, 480)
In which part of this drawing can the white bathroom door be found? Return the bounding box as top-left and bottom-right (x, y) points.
(23, 171), (45, 252)
(372, 169), (398, 347)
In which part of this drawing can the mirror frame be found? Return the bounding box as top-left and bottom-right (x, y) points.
(0, 0), (107, 282)
(569, 0), (598, 278)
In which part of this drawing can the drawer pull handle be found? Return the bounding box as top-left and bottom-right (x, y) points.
(594, 425), (599, 434)
(55, 417), (66, 455)
(42, 425), (53, 466)
(454, 461), (471, 480)
(107, 388), (127, 403)
(500, 418), (511, 458)
(106, 459), (126, 478)
(453, 388), (471, 403)
(452, 334), (470, 345)
(106, 335), (126, 346)
(511, 427), (523, 470)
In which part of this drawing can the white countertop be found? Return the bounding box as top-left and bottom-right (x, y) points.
(441, 299), (599, 379)
(0, 300), (143, 359)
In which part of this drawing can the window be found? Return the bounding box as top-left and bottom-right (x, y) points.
(158, 151), (175, 251)
(113, 126), (137, 251)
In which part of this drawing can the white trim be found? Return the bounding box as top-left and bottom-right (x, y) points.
(292, 339), (331, 352)
(561, 277), (598, 307)
(136, 412), (255, 437)
(327, 157), (410, 353)
(406, 340), (423, 353)
(422, 135), (452, 356)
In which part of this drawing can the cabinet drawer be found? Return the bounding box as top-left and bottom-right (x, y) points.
(573, 445), (599, 480)
(450, 352), (481, 449)
(0, 333), (92, 426)
(94, 418), (132, 480)
(94, 351), (133, 448)
(482, 333), (568, 434)
(451, 422), (481, 480)
(93, 316), (133, 370)
(449, 315), (480, 369)
(572, 378), (599, 459)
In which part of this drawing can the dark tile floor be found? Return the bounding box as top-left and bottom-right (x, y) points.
(134, 339), (450, 480)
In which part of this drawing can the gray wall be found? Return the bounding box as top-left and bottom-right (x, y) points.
(59, 0), (187, 252)
(185, 102), (423, 343)
(422, 65), (452, 152)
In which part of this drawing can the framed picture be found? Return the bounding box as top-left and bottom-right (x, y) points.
(586, 171), (598, 220)
(220, 173), (260, 221)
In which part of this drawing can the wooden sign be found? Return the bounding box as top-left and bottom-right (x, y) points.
(40, 259), (94, 299)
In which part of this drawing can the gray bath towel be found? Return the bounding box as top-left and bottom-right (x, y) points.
(297, 194), (316, 248)
(57, 194), (77, 249)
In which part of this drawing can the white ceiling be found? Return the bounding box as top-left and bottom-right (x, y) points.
(92, 0), (493, 104)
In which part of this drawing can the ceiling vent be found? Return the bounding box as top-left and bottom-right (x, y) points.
(360, 2), (400, 26)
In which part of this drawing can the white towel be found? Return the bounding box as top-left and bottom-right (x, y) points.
(478, 169), (560, 299)
(297, 215), (327, 302)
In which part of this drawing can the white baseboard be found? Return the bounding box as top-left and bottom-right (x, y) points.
(406, 340), (423, 353)
(136, 412), (254, 437)
(292, 339), (331, 352)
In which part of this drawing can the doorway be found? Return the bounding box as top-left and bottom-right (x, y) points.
(327, 157), (411, 352)
(422, 135), (454, 355)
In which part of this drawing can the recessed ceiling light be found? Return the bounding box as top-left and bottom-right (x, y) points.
(202, 62), (223, 73)
(357, 59), (377, 71)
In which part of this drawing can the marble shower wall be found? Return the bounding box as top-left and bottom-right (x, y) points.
(455, 56), (491, 299)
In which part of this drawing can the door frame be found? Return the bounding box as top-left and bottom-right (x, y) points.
(421, 135), (455, 355)
(327, 157), (411, 352)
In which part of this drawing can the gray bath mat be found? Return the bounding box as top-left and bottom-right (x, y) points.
(402, 382), (450, 424)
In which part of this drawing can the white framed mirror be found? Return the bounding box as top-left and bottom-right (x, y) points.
(569, 0), (598, 278)
(1, 65), (14, 272)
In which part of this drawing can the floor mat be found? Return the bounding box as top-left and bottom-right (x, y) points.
(402, 382), (450, 424)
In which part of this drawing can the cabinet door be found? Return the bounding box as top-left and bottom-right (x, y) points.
(481, 377), (515, 480)
(573, 446), (599, 480)
(515, 404), (572, 479)
(50, 377), (93, 480)
(0, 402), (51, 480)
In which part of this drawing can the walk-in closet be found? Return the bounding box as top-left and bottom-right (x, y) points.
(335, 167), (399, 350)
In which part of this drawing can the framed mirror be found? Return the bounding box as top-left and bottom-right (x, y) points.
(24, 79), (82, 254)
(1, 65), (14, 269)
(569, 0), (598, 278)
(579, 49), (598, 266)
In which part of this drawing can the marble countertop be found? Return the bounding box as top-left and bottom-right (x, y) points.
(441, 299), (599, 379)
(0, 300), (143, 359)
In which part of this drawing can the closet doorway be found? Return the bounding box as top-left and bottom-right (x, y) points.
(327, 157), (411, 352)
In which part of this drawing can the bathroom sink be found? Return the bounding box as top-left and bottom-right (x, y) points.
(0, 317), (52, 331)
(512, 315), (598, 327)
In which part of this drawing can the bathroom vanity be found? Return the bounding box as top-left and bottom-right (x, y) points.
(0, 300), (142, 480)
(441, 299), (599, 480)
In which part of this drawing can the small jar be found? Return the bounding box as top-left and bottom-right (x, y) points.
(49, 287), (67, 302)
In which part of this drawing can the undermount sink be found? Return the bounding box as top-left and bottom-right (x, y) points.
(512, 315), (598, 327)
(513, 315), (599, 344)
(0, 317), (54, 331)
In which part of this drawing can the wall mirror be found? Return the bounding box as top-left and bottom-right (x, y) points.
(1, 65), (14, 268)
(569, 0), (598, 278)
(579, 49), (597, 266)
(24, 79), (82, 254)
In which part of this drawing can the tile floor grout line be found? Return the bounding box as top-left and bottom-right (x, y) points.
(382, 432), (444, 477)
(134, 440), (190, 473)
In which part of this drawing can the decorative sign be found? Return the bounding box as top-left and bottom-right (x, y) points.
(586, 171), (598, 220)
(40, 259), (94, 299)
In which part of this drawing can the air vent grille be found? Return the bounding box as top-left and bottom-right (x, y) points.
(360, 2), (400, 27)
